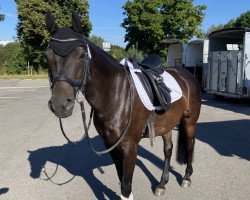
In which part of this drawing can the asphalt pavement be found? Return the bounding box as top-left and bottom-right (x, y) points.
(0, 80), (249, 200)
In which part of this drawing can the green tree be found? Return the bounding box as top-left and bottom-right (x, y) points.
(89, 35), (125, 61)
(206, 19), (237, 35)
(109, 45), (126, 61)
(206, 11), (250, 36)
(0, 7), (5, 21)
(207, 24), (225, 35)
(0, 42), (26, 74)
(126, 47), (145, 62)
(224, 19), (236, 28)
(121, 0), (206, 56)
(15, 0), (92, 69)
(89, 35), (144, 62)
(89, 35), (105, 48)
(0, 45), (6, 72)
(195, 28), (207, 39)
(109, 45), (145, 62)
(234, 10), (250, 28)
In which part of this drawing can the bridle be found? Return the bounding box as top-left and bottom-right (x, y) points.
(48, 37), (91, 93)
(47, 36), (135, 155)
(47, 36), (92, 143)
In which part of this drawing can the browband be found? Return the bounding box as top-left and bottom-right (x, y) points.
(51, 37), (86, 43)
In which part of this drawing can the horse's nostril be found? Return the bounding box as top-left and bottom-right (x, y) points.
(65, 98), (74, 110)
(48, 100), (55, 113)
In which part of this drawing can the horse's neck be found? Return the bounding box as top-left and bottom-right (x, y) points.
(85, 42), (125, 111)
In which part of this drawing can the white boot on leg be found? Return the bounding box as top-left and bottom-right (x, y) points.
(120, 193), (134, 200)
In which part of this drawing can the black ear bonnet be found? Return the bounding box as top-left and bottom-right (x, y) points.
(48, 27), (86, 57)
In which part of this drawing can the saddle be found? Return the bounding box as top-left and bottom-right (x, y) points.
(133, 54), (171, 113)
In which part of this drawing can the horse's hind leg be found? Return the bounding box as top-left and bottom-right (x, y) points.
(154, 131), (173, 196)
(177, 118), (196, 188)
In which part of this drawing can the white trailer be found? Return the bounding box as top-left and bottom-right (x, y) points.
(185, 39), (209, 86)
(203, 28), (250, 98)
(162, 39), (187, 67)
(163, 39), (208, 86)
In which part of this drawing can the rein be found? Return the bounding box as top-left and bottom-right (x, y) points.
(59, 65), (134, 155)
(50, 37), (134, 155)
(81, 66), (134, 155)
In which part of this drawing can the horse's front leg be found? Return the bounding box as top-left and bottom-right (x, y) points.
(109, 147), (123, 183)
(119, 141), (137, 200)
(154, 131), (173, 196)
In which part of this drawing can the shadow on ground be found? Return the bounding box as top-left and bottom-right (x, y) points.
(199, 94), (250, 160)
(28, 94), (250, 198)
(28, 136), (182, 199)
(0, 188), (9, 196)
(202, 93), (250, 116)
(196, 119), (250, 161)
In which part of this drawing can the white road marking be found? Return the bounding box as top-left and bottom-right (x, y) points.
(0, 86), (48, 90)
(7, 90), (37, 92)
(0, 97), (21, 99)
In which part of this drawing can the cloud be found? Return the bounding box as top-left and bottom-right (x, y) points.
(4, 13), (16, 18)
(0, 40), (15, 45)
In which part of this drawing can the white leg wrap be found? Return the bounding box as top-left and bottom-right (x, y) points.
(120, 192), (134, 200)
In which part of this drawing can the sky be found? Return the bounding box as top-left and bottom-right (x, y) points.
(0, 0), (249, 47)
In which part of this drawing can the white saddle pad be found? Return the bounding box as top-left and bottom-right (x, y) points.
(120, 58), (182, 111)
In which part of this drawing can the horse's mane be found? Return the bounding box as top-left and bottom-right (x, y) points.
(85, 38), (122, 68)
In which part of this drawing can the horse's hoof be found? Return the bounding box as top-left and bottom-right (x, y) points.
(154, 187), (166, 196)
(181, 179), (191, 188)
(120, 193), (133, 200)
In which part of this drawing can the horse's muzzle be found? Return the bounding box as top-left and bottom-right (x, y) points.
(48, 97), (75, 118)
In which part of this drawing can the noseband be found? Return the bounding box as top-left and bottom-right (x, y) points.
(47, 33), (135, 155)
(48, 37), (91, 93)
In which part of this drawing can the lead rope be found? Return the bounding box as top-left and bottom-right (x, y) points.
(58, 102), (93, 144)
(59, 66), (134, 155)
(58, 47), (91, 144)
(80, 101), (128, 156)
(80, 66), (134, 156)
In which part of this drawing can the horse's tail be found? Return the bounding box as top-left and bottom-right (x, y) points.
(176, 119), (188, 164)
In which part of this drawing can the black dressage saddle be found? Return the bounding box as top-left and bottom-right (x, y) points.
(133, 54), (171, 112)
(138, 54), (164, 74)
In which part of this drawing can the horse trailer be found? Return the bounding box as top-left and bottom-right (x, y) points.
(164, 39), (186, 68)
(163, 39), (208, 86)
(203, 28), (250, 98)
(185, 39), (209, 86)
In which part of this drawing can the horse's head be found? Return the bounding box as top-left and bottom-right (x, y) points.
(45, 12), (90, 118)
(27, 150), (46, 179)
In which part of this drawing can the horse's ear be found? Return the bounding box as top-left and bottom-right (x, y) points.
(45, 11), (58, 35)
(71, 12), (83, 34)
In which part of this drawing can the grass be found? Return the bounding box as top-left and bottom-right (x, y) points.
(0, 74), (48, 80)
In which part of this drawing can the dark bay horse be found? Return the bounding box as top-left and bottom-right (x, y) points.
(45, 12), (201, 199)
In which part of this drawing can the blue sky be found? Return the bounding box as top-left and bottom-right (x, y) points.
(0, 0), (249, 46)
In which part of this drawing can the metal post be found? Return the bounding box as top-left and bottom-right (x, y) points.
(27, 61), (29, 75)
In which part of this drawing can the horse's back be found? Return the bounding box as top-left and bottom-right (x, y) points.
(166, 67), (201, 119)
